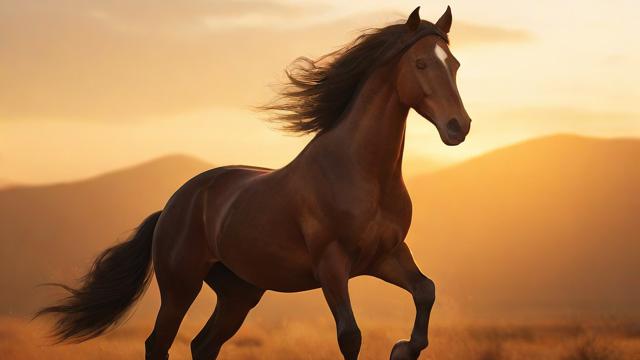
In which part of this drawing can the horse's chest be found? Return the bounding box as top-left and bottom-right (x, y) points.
(341, 206), (411, 272)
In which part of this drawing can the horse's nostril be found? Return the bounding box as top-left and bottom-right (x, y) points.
(447, 118), (462, 135)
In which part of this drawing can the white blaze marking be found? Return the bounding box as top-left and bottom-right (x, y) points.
(435, 44), (449, 70)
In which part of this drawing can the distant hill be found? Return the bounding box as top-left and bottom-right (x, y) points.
(0, 136), (638, 323)
(0, 178), (14, 189)
(0, 155), (212, 314)
(405, 135), (640, 318)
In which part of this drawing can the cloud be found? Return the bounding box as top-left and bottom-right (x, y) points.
(87, 0), (331, 33)
(452, 22), (532, 45)
(0, 1), (532, 122)
(207, 1), (329, 18)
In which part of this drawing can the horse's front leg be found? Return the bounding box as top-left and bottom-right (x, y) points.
(369, 243), (436, 360)
(315, 241), (361, 360)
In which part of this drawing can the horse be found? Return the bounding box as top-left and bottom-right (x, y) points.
(37, 6), (471, 360)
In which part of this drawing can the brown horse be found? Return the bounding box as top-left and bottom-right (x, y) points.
(37, 6), (471, 360)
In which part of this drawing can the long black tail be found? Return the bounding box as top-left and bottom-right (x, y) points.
(36, 211), (162, 343)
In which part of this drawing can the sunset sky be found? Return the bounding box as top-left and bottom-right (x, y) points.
(1, 0), (639, 184)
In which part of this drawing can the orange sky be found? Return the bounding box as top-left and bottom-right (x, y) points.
(1, 0), (639, 184)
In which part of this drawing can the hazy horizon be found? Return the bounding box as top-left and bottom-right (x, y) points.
(0, 133), (634, 188)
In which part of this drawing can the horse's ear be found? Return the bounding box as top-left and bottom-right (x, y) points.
(406, 6), (421, 31)
(435, 6), (452, 34)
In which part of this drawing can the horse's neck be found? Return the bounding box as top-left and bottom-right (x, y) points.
(333, 66), (409, 184)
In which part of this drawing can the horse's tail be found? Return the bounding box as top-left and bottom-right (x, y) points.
(35, 211), (162, 343)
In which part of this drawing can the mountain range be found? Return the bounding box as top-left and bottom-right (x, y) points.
(0, 135), (638, 322)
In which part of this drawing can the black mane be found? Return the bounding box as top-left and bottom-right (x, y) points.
(261, 20), (448, 135)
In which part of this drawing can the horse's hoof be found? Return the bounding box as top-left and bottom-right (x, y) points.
(390, 340), (419, 360)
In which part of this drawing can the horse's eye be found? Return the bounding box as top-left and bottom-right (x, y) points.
(415, 59), (427, 70)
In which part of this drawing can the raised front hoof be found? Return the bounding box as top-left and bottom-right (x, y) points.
(390, 340), (420, 360)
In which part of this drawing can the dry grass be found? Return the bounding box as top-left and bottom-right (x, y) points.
(562, 337), (621, 360)
(1, 316), (639, 360)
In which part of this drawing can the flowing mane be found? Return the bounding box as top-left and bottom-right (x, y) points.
(261, 20), (448, 135)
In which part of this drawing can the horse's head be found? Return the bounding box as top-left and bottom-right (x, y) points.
(396, 7), (471, 146)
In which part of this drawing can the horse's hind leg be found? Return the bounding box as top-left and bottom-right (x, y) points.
(146, 264), (205, 360)
(146, 234), (210, 359)
(191, 263), (264, 360)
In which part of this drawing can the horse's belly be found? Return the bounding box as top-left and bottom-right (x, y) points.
(219, 229), (319, 292)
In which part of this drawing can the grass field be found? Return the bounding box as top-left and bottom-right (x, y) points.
(2, 316), (639, 359)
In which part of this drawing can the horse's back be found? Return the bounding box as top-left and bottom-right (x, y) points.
(198, 165), (273, 256)
(153, 165), (272, 269)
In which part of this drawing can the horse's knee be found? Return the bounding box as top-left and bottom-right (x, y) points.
(412, 336), (429, 351)
(413, 277), (435, 308)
